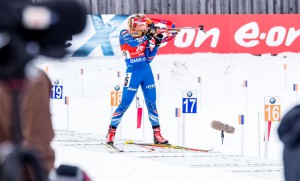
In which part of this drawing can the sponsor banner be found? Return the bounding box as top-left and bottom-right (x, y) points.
(67, 14), (128, 57)
(229, 15), (300, 54)
(148, 14), (230, 54)
(149, 14), (300, 54)
(69, 14), (300, 57)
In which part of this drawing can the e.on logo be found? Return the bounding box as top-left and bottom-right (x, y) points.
(173, 28), (220, 48)
(234, 22), (300, 47)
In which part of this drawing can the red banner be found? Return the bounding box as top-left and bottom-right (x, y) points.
(148, 14), (300, 54)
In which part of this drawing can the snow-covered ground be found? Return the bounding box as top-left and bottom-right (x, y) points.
(33, 52), (300, 180)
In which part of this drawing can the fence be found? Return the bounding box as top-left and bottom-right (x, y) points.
(44, 0), (300, 14)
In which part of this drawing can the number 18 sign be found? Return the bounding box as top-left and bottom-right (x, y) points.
(264, 96), (281, 122)
(110, 85), (122, 106)
(182, 90), (197, 113)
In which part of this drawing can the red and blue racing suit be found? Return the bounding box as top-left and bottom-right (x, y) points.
(110, 29), (160, 128)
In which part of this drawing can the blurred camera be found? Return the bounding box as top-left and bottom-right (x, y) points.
(0, 0), (87, 79)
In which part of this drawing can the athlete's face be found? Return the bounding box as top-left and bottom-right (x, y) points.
(129, 29), (144, 38)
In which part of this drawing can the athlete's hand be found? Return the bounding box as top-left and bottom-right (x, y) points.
(145, 23), (157, 40)
(145, 29), (153, 40)
(154, 33), (163, 47)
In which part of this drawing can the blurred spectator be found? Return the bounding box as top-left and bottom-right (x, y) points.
(0, 68), (55, 180)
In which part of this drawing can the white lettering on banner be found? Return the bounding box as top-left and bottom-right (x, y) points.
(174, 29), (195, 47)
(286, 28), (300, 46)
(194, 28), (220, 47)
(235, 22), (300, 47)
(174, 28), (220, 48)
(266, 27), (286, 47)
(234, 22), (259, 47)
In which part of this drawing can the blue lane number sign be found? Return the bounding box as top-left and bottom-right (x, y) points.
(50, 79), (63, 99)
(182, 90), (197, 113)
(182, 98), (197, 113)
(51, 85), (63, 99)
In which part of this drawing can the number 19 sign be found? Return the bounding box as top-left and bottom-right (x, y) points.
(264, 96), (281, 122)
(182, 90), (197, 113)
(51, 79), (63, 99)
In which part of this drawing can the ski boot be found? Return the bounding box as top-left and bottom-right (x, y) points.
(153, 127), (168, 144)
(106, 126), (116, 144)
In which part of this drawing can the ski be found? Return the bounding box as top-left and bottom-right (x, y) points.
(106, 143), (124, 152)
(124, 140), (212, 152)
(124, 141), (155, 151)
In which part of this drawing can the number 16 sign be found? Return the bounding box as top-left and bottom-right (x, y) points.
(182, 90), (197, 113)
(264, 96), (281, 122)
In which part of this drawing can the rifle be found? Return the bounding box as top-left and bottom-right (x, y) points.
(144, 18), (206, 42)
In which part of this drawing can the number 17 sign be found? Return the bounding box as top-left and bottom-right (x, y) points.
(264, 96), (281, 122)
(182, 90), (197, 113)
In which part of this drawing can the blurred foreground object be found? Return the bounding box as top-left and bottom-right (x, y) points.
(0, 0), (87, 180)
(278, 105), (300, 181)
(49, 164), (91, 181)
(0, 69), (54, 180)
(0, 0), (86, 57)
(0, 0), (87, 80)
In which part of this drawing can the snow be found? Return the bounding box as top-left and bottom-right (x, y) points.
(53, 144), (272, 181)
(33, 52), (300, 181)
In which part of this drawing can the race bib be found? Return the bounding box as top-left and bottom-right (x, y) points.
(124, 72), (132, 87)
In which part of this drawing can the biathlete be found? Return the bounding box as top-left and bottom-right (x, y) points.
(106, 13), (169, 144)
